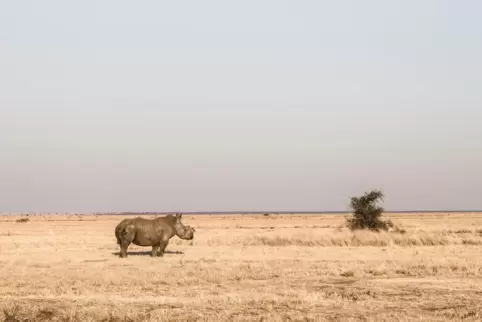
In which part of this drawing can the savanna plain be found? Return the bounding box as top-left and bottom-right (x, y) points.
(1, 213), (482, 321)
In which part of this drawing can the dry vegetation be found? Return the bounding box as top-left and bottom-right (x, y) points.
(1, 212), (482, 321)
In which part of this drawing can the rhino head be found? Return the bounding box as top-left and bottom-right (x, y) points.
(173, 213), (195, 240)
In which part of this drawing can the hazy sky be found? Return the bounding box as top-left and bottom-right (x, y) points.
(1, 1), (481, 212)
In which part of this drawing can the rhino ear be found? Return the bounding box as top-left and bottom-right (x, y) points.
(175, 213), (183, 221)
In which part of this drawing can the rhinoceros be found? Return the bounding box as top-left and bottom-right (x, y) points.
(115, 213), (195, 258)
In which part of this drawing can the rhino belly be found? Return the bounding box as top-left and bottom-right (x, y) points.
(132, 229), (162, 246)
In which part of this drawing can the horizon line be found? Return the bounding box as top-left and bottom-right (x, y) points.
(2, 209), (482, 215)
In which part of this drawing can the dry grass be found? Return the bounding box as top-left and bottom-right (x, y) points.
(1, 212), (482, 321)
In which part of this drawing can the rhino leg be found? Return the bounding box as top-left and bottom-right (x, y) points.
(120, 243), (129, 258)
(151, 245), (160, 257)
(157, 241), (169, 257)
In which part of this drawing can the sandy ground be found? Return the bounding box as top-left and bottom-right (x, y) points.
(1, 212), (482, 321)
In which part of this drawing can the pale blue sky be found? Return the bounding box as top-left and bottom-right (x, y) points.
(1, 1), (481, 212)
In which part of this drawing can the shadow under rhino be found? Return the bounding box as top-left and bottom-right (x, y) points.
(114, 213), (195, 258)
(111, 250), (184, 257)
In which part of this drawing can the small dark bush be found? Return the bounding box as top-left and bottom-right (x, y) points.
(16, 218), (29, 223)
(346, 189), (392, 232)
(3, 305), (22, 322)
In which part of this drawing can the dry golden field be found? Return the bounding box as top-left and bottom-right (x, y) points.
(1, 212), (482, 321)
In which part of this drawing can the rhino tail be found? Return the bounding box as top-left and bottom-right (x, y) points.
(115, 222), (133, 245)
(115, 223), (125, 245)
